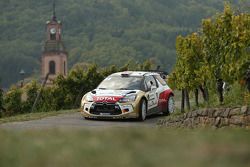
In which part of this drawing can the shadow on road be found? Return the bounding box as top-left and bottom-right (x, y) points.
(82, 113), (166, 123)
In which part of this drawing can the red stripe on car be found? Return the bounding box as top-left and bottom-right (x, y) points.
(158, 89), (172, 111)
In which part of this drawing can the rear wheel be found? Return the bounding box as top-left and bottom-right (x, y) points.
(138, 99), (147, 121)
(163, 95), (175, 116)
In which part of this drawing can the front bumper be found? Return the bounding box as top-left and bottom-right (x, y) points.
(81, 102), (139, 119)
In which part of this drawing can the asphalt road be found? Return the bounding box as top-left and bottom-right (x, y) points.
(0, 112), (165, 130)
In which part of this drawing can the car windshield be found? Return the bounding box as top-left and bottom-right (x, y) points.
(97, 76), (143, 90)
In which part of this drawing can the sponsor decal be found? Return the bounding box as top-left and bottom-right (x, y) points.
(93, 96), (122, 102)
(97, 97), (115, 101)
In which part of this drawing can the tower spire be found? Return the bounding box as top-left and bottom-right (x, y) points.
(52, 0), (57, 21)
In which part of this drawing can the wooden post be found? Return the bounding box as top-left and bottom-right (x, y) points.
(181, 89), (185, 113)
(31, 73), (50, 112)
(185, 89), (190, 111)
(195, 88), (199, 107)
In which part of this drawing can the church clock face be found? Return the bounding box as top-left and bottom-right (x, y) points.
(50, 28), (56, 34)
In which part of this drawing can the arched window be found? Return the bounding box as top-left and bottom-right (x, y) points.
(49, 61), (56, 74)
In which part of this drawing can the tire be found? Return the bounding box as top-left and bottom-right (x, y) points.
(138, 99), (147, 121)
(163, 95), (175, 116)
(84, 117), (92, 120)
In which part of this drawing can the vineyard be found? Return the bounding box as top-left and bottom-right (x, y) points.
(169, 5), (250, 112)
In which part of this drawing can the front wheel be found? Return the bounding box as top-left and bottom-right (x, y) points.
(163, 95), (175, 116)
(138, 99), (147, 121)
(84, 117), (92, 120)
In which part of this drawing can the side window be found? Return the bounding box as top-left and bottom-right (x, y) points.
(141, 78), (147, 91)
(144, 76), (157, 91)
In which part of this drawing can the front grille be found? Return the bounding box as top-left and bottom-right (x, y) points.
(89, 103), (122, 115)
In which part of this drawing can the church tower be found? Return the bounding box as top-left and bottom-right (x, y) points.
(41, 1), (68, 84)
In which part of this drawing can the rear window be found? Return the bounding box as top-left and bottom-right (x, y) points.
(154, 75), (167, 86)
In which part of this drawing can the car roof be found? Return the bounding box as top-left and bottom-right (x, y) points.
(110, 71), (160, 77)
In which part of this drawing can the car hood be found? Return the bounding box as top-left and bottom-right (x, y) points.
(90, 89), (139, 103)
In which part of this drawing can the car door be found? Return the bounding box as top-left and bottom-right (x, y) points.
(144, 76), (158, 111)
(154, 75), (167, 112)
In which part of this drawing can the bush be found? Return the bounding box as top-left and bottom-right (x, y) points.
(223, 83), (245, 106)
(36, 87), (57, 112)
(4, 86), (23, 115)
(24, 81), (59, 113)
(207, 82), (249, 107)
(0, 88), (3, 110)
(22, 80), (40, 112)
(243, 92), (250, 106)
(0, 88), (4, 117)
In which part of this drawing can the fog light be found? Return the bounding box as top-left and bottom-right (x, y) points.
(122, 109), (129, 113)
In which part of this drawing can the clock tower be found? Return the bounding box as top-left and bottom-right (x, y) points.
(41, 1), (68, 84)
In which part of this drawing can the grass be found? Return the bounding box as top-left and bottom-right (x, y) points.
(0, 109), (78, 124)
(0, 128), (249, 167)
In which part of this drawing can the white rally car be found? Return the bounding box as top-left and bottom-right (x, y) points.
(81, 71), (175, 121)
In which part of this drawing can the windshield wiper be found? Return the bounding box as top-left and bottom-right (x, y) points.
(117, 88), (128, 90)
(98, 88), (106, 90)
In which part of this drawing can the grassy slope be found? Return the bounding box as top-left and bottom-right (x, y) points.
(0, 109), (77, 124)
(0, 128), (249, 167)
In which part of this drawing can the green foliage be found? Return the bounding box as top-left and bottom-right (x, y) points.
(223, 83), (250, 106)
(22, 80), (40, 112)
(207, 82), (250, 107)
(0, 88), (3, 111)
(202, 4), (250, 83)
(52, 64), (105, 109)
(3, 86), (23, 115)
(170, 33), (205, 90)
(37, 87), (58, 112)
(171, 4), (250, 108)
(0, 0), (225, 87)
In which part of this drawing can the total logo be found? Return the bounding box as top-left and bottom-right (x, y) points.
(96, 96), (116, 101)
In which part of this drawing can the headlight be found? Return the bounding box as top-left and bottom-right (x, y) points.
(81, 97), (85, 108)
(119, 94), (137, 103)
(85, 93), (93, 102)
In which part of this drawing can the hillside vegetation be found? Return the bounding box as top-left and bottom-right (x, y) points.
(0, 0), (227, 87)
